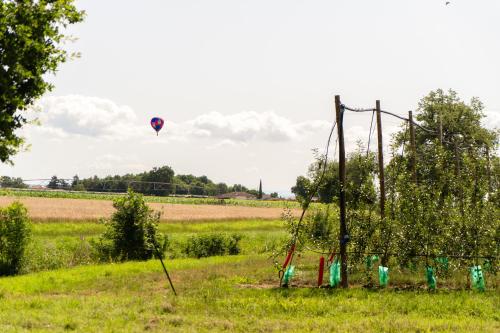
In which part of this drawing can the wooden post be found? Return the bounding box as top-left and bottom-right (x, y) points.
(376, 101), (385, 220)
(408, 111), (417, 184)
(376, 100), (387, 266)
(335, 95), (348, 288)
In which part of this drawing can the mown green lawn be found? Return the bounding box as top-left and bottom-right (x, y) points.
(0, 254), (498, 332)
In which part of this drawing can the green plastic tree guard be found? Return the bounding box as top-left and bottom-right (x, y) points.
(378, 266), (389, 287)
(282, 265), (295, 286)
(330, 259), (341, 287)
(470, 266), (485, 291)
(426, 266), (436, 290)
(365, 256), (372, 270)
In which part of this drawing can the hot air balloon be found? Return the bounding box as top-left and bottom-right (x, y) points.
(150, 117), (164, 136)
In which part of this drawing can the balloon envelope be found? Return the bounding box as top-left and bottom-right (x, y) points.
(150, 117), (164, 134)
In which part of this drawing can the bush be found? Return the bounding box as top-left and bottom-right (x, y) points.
(183, 233), (242, 258)
(0, 202), (31, 275)
(94, 189), (167, 261)
(226, 234), (242, 255)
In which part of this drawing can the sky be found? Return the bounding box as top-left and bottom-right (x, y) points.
(1, 0), (500, 196)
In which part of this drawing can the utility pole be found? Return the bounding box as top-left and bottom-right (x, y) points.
(408, 111), (417, 184)
(376, 100), (387, 266)
(376, 101), (385, 221)
(335, 95), (348, 288)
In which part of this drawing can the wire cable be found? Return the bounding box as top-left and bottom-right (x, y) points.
(366, 110), (375, 157)
(342, 104), (438, 134)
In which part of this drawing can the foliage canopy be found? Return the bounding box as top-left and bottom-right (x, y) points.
(0, 0), (84, 163)
(286, 89), (499, 274)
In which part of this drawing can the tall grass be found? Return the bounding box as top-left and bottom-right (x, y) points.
(22, 220), (288, 273)
(21, 219), (499, 291)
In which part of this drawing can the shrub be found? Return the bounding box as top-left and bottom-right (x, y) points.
(94, 189), (167, 261)
(0, 202), (31, 275)
(226, 234), (242, 255)
(183, 233), (242, 258)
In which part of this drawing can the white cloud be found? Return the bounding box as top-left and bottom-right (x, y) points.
(186, 111), (330, 143)
(29, 95), (331, 145)
(31, 95), (143, 140)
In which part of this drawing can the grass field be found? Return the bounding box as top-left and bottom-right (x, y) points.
(1, 197), (498, 332)
(23, 219), (499, 287)
(1, 253), (498, 332)
(0, 196), (301, 221)
(22, 219), (287, 273)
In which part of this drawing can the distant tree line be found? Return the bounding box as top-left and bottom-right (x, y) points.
(0, 176), (28, 189)
(36, 166), (272, 197)
(0, 168), (280, 198)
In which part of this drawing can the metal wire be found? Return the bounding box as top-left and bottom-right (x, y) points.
(342, 105), (375, 113)
(366, 110), (375, 157)
(342, 104), (438, 135)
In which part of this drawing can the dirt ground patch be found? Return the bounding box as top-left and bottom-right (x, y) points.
(0, 196), (300, 221)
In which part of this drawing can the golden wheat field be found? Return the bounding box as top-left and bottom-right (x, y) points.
(0, 196), (300, 221)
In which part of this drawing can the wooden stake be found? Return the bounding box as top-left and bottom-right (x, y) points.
(154, 243), (177, 296)
(335, 95), (348, 289)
